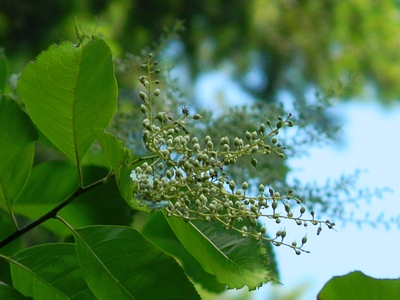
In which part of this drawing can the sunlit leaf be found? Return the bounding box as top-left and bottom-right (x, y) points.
(75, 225), (200, 300)
(6, 243), (95, 299)
(166, 215), (273, 290)
(317, 271), (400, 300)
(17, 37), (117, 164)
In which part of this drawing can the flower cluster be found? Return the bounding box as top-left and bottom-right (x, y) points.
(131, 54), (335, 254)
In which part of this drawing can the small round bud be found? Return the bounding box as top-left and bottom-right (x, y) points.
(276, 121), (283, 129)
(295, 249), (301, 255)
(153, 89), (160, 96)
(271, 137), (278, 144)
(317, 227), (322, 235)
(259, 226), (266, 234)
(139, 91), (148, 103)
(301, 235), (307, 245)
(250, 146), (258, 153)
(193, 114), (202, 120)
(259, 123), (266, 133)
(251, 131), (258, 140)
(245, 131), (252, 140)
(142, 118), (151, 129)
(166, 170), (173, 179)
(229, 180), (236, 192)
(242, 181), (249, 190)
(140, 104), (148, 114)
(258, 184), (265, 193)
(300, 206), (306, 215)
(278, 153), (285, 159)
(251, 157), (258, 169)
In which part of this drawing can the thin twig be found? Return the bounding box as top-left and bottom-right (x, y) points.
(0, 176), (108, 249)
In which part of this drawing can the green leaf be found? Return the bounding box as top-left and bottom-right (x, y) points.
(0, 97), (37, 209)
(0, 48), (7, 93)
(0, 210), (21, 285)
(0, 210), (21, 256)
(17, 37), (117, 164)
(0, 282), (30, 300)
(75, 225), (200, 300)
(142, 212), (226, 293)
(166, 215), (273, 290)
(93, 129), (143, 210)
(13, 162), (132, 237)
(317, 271), (400, 300)
(6, 243), (96, 299)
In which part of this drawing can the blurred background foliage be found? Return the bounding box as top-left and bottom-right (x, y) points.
(2, 0), (400, 102)
(1, 0), (398, 242)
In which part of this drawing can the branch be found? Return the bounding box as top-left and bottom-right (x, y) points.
(0, 176), (108, 249)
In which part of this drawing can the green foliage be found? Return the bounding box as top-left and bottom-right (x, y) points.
(317, 271), (400, 300)
(17, 36), (117, 178)
(0, 29), (391, 299)
(0, 32), (337, 298)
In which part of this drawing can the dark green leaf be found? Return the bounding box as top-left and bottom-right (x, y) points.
(0, 282), (30, 300)
(0, 48), (7, 93)
(6, 243), (95, 299)
(93, 129), (143, 210)
(0, 210), (21, 285)
(166, 215), (273, 290)
(142, 212), (226, 293)
(0, 97), (37, 209)
(17, 37), (117, 164)
(13, 163), (132, 237)
(75, 225), (200, 300)
(317, 271), (400, 300)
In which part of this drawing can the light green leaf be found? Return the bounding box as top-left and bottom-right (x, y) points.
(0, 97), (37, 209)
(166, 215), (273, 290)
(75, 225), (200, 300)
(17, 37), (117, 164)
(317, 271), (400, 300)
(93, 129), (143, 210)
(5, 243), (95, 299)
(142, 212), (226, 293)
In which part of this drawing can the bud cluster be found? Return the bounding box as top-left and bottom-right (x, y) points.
(131, 54), (335, 254)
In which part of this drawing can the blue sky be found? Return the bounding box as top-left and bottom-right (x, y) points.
(195, 71), (400, 299)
